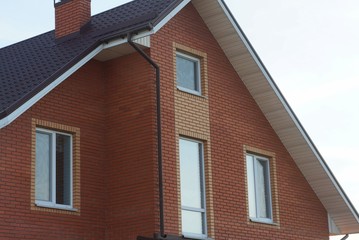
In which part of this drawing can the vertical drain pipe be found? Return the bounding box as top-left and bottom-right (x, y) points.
(128, 33), (165, 238)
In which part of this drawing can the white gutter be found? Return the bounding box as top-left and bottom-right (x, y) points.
(103, 30), (151, 49)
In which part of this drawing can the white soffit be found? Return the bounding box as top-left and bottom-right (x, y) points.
(95, 35), (150, 62)
(191, 0), (359, 234)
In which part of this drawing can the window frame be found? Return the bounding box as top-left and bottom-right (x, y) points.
(246, 153), (273, 224)
(176, 52), (202, 96)
(35, 128), (74, 211)
(179, 137), (208, 239)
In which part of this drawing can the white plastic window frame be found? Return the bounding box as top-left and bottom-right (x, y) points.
(35, 128), (75, 211)
(179, 137), (208, 239)
(246, 153), (273, 224)
(176, 52), (202, 96)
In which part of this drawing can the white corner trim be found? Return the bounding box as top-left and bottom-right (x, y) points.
(0, 44), (105, 129)
(217, 0), (359, 224)
(152, 0), (191, 33)
(328, 214), (341, 234)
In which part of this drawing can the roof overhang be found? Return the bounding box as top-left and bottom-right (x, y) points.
(0, 32), (151, 129)
(189, 0), (359, 235)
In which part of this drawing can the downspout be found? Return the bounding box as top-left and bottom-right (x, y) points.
(127, 33), (165, 239)
(341, 234), (349, 240)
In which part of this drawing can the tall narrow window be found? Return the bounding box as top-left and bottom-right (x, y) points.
(176, 52), (201, 95)
(179, 138), (207, 239)
(35, 128), (73, 209)
(246, 154), (273, 223)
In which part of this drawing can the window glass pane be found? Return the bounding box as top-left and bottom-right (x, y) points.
(56, 134), (71, 205)
(256, 159), (270, 219)
(246, 155), (256, 218)
(176, 55), (198, 91)
(179, 139), (202, 209)
(36, 132), (51, 201)
(182, 210), (204, 235)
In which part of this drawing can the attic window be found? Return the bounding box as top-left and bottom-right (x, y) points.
(176, 52), (201, 95)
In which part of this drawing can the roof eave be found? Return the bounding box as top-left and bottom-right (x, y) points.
(0, 23), (153, 129)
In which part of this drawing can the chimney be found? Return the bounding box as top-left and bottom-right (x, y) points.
(54, 0), (91, 38)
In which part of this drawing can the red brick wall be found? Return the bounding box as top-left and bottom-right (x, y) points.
(151, 3), (329, 239)
(0, 53), (158, 239)
(0, 60), (107, 239)
(104, 52), (158, 239)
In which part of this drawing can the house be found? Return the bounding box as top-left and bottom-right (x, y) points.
(0, 0), (358, 239)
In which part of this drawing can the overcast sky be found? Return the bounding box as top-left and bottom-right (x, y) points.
(0, 1), (358, 239)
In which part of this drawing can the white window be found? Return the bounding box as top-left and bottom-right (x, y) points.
(179, 138), (207, 239)
(35, 128), (73, 210)
(176, 52), (201, 95)
(246, 153), (273, 223)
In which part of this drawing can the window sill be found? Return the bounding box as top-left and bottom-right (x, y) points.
(177, 87), (206, 98)
(250, 218), (279, 226)
(182, 233), (212, 240)
(182, 237), (213, 240)
(35, 201), (78, 212)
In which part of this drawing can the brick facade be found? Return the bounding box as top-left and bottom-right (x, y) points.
(151, 3), (329, 239)
(0, 2), (329, 240)
(0, 60), (107, 239)
(104, 52), (158, 239)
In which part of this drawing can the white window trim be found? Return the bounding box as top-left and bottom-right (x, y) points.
(180, 137), (208, 239)
(247, 153), (273, 224)
(35, 201), (77, 211)
(176, 52), (201, 96)
(35, 128), (74, 210)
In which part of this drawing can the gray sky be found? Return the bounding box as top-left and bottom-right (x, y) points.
(1, 1), (358, 239)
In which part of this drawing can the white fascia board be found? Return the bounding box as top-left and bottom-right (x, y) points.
(152, 0), (191, 33)
(216, 0), (359, 224)
(0, 44), (105, 129)
(103, 30), (151, 49)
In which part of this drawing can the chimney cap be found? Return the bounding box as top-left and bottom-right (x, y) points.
(54, 0), (72, 7)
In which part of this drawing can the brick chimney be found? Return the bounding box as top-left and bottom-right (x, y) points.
(55, 0), (91, 38)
